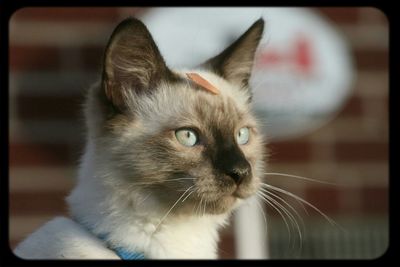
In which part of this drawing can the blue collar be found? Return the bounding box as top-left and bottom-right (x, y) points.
(76, 218), (145, 260)
(96, 233), (145, 260)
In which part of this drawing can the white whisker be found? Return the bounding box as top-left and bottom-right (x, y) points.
(181, 187), (196, 203)
(126, 177), (195, 188)
(196, 197), (203, 217)
(260, 183), (344, 231)
(262, 189), (305, 232)
(202, 197), (207, 216)
(264, 172), (340, 186)
(259, 190), (302, 251)
(256, 192), (292, 247)
(254, 195), (268, 240)
(254, 196), (268, 227)
(154, 185), (194, 232)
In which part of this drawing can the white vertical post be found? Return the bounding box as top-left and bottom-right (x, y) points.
(233, 195), (269, 259)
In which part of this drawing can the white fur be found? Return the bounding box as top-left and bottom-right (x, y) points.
(13, 217), (119, 259)
(13, 70), (258, 259)
(13, 16), (264, 258)
(14, 138), (230, 259)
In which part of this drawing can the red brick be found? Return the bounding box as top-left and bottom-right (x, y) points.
(218, 234), (236, 259)
(315, 8), (360, 24)
(334, 142), (388, 162)
(359, 7), (389, 25)
(81, 46), (106, 70)
(304, 187), (340, 214)
(268, 141), (312, 162)
(361, 187), (388, 214)
(10, 46), (60, 71)
(9, 143), (74, 166)
(263, 200), (295, 219)
(335, 188), (361, 214)
(16, 95), (82, 120)
(11, 7), (121, 22)
(337, 95), (364, 116)
(9, 192), (69, 216)
(354, 49), (389, 71)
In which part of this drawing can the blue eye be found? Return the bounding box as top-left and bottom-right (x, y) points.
(175, 129), (198, 147)
(237, 127), (250, 145)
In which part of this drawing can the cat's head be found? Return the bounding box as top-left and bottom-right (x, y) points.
(85, 17), (267, 216)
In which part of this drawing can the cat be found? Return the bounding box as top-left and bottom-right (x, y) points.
(13, 16), (267, 259)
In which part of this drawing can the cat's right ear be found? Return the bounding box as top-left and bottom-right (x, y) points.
(102, 18), (174, 113)
(201, 18), (264, 89)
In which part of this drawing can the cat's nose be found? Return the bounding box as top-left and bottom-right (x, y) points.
(227, 160), (251, 185)
(212, 142), (252, 186)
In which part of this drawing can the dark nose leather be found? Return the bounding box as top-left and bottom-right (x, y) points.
(226, 159), (251, 185)
(209, 132), (253, 186)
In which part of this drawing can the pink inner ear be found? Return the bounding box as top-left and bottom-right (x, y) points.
(186, 73), (220, 95)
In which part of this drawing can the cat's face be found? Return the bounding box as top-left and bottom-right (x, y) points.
(87, 18), (266, 216)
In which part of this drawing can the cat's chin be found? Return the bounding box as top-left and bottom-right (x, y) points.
(232, 187), (257, 200)
(199, 196), (237, 215)
(201, 193), (248, 215)
(190, 185), (259, 215)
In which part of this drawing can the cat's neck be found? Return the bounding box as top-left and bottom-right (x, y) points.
(66, 141), (229, 259)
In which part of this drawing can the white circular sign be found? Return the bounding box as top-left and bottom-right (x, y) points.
(141, 8), (354, 140)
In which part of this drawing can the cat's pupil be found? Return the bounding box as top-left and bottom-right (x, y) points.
(237, 127), (249, 145)
(175, 129), (198, 147)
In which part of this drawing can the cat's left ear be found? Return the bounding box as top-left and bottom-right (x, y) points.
(202, 18), (264, 89)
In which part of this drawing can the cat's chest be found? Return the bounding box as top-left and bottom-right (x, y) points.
(108, 213), (225, 259)
(148, 220), (222, 258)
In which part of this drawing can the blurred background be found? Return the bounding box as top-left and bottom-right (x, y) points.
(9, 7), (388, 259)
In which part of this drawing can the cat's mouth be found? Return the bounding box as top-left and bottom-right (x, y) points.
(199, 194), (238, 214)
(159, 174), (260, 215)
(188, 182), (258, 215)
(199, 190), (253, 214)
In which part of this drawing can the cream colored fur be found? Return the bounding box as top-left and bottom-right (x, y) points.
(13, 71), (253, 259)
(13, 17), (265, 259)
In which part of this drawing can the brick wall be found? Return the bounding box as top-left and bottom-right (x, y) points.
(262, 7), (388, 259)
(9, 7), (389, 259)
